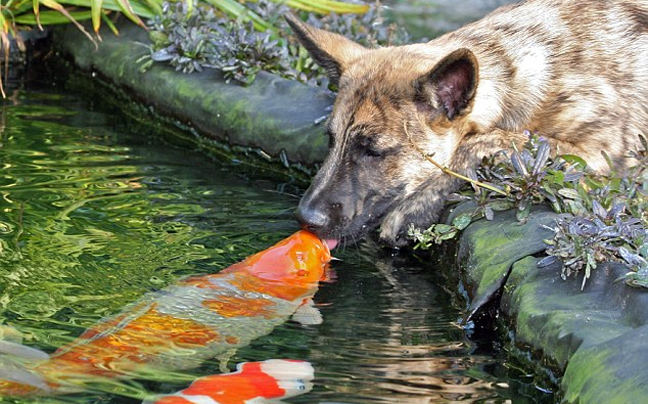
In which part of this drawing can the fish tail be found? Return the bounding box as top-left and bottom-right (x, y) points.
(0, 326), (52, 395)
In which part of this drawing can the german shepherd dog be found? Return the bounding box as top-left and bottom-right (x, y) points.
(287, 0), (648, 246)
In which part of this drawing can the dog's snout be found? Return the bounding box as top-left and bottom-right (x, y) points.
(295, 203), (329, 233)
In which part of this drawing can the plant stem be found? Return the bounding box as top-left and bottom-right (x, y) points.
(404, 122), (508, 196)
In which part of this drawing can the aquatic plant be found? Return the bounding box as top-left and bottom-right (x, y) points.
(143, 0), (410, 85)
(409, 132), (648, 289)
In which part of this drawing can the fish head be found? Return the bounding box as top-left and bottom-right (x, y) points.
(257, 359), (314, 398)
(243, 230), (332, 286)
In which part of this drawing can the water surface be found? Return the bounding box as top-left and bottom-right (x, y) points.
(0, 87), (550, 403)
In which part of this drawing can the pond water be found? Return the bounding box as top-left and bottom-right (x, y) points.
(386, 0), (518, 39)
(0, 83), (552, 403)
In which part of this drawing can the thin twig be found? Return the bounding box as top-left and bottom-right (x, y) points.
(404, 122), (508, 196)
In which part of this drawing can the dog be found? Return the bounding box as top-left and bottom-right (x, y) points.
(286, 0), (648, 247)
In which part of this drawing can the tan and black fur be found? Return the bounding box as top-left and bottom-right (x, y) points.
(287, 0), (648, 246)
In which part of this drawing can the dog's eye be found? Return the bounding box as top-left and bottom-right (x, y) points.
(356, 137), (382, 159)
(363, 147), (382, 158)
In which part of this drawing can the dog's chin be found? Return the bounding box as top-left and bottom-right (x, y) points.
(319, 213), (385, 249)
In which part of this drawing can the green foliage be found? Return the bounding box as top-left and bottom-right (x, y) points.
(408, 213), (471, 249)
(143, 1), (295, 83)
(143, 0), (410, 86)
(1, 0), (160, 97)
(409, 132), (648, 289)
(541, 135), (648, 288)
(1, 0), (371, 96)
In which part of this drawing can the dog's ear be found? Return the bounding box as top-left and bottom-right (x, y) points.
(285, 14), (367, 87)
(415, 48), (479, 120)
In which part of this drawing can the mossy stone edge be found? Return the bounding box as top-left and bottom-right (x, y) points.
(54, 22), (333, 169)
(452, 204), (648, 403)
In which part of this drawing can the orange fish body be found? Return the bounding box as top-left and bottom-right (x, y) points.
(0, 231), (331, 397)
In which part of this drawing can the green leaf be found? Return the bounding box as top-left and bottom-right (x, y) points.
(557, 188), (581, 200)
(452, 213), (472, 230)
(547, 169), (565, 185)
(561, 154), (588, 170)
(91, 0), (102, 33)
(434, 224), (453, 234)
(54, 0), (157, 19)
(14, 9), (92, 25)
(439, 230), (458, 241)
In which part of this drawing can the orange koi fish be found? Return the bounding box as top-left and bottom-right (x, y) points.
(146, 359), (314, 404)
(0, 230), (331, 398)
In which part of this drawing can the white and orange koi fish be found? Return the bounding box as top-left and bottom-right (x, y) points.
(146, 359), (314, 404)
(0, 230), (332, 399)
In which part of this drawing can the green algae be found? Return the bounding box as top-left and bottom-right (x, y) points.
(455, 206), (556, 318)
(563, 324), (648, 404)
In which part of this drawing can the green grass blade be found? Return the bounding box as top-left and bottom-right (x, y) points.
(114, 0), (146, 28)
(32, 0), (43, 29)
(100, 11), (119, 35)
(36, 0), (97, 46)
(14, 9), (92, 24)
(202, 0), (272, 32)
(0, 8), (8, 33)
(0, 13), (9, 98)
(283, 0), (370, 14)
(91, 0), (103, 33)
(55, 0), (157, 19)
(6, 0), (34, 17)
(140, 0), (162, 16)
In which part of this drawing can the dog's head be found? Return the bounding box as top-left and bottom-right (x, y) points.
(287, 15), (482, 246)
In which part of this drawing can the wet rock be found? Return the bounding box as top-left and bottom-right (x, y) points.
(54, 23), (332, 168)
(451, 204), (556, 320)
(452, 204), (648, 402)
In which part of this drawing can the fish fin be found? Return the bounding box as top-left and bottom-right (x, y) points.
(1, 324), (49, 360)
(0, 326), (50, 363)
(291, 299), (323, 326)
(0, 358), (51, 393)
(218, 348), (237, 373)
(0, 340), (50, 362)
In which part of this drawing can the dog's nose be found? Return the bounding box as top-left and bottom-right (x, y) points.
(295, 204), (328, 233)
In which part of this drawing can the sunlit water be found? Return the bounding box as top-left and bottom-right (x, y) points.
(0, 86), (551, 404)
